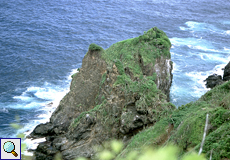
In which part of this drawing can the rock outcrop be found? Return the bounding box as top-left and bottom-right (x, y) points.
(204, 61), (230, 89)
(204, 74), (223, 89)
(28, 27), (175, 160)
(223, 61), (230, 81)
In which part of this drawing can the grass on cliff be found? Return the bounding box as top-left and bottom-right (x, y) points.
(116, 118), (170, 159)
(171, 81), (230, 159)
(104, 27), (173, 119)
(11, 117), (205, 160)
(115, 81), (230, 160)
(102, 27), (171, 76)
(69, 99), (107, 129)
(89, 43), (104, 51)
(70, 27), (173, 131)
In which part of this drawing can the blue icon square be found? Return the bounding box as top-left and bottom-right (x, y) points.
(0, 138), (21, 160)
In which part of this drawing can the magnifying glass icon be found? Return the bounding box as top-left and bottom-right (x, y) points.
(3, 141), (18, 157)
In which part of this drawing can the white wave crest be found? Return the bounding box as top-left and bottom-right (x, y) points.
(180, 21), (227, 35)
(0, 108), (9, 113)
(225, 30), (230, 35)
(68, 68), (79, 80)
(170, 37), (226, 53)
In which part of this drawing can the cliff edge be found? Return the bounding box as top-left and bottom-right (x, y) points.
(28, 27), (174, 160)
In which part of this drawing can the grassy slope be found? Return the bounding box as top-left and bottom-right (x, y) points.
(117, 81), (230, 160)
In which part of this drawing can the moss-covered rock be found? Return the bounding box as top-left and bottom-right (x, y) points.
(29, 27), (173, 160)
(88, 43), (104, 51)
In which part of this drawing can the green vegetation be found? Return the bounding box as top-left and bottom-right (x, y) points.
(12, 118), (205, 160)
(84, 28), (174, 129)
(89, 43), (104, 51)
(71, 72), (78, 78)
(70, 27), (175, 158)
(77, 140), (205, 160)
(12, 27), (230, 160)
(100, 73), (107, 86)
(117, 118), (170, 158)
(116, 81), (230, 160)
(102, 27), (171, 75)
(170, 82), (230, 159)
(69, 99), (107, 129)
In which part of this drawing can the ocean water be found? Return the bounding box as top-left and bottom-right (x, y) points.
(0, 0), (229, 154)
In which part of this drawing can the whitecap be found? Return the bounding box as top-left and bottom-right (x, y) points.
(16, 64), (83, 155)
(185, 63), (226, 91)
(200, 53), (229, 63)
(24, 102), (46, 109)
(224, 47), (230, 51)
(13, 90), (34, 102)
(181, 21), (207, 32)
(180, 21), (225, 35)
(34, 88), (60, 100)
(170, 37), (219, 53)
(225, 30), (230, 35)
(186, 71), (210, 87)
(192, 85), (210, 98)
(13, 95), (33, 101)
(26, 86), (42, 92)
(179, 27), (186, 31)
(212, 64), (226, 76)
(23, 138), (46, 155)
(0, 108), (9, 113)
(172, 62), (181, 73)
(189, 46), (219, 52)
(200, 54), (205, 60)
(68, 68), (79, 80)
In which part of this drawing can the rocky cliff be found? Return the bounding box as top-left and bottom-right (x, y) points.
(28, 27), (175, 160)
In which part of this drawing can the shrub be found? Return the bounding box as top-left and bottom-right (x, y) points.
(89, 43), (104, 51)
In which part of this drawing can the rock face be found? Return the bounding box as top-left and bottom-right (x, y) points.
(204, 61), (230, 89)
(223, 61), (230, 81)
(28, 27), (174, 160)
(204, 74), (223, 89)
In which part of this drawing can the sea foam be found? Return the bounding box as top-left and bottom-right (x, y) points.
(15, 67), (81, 156)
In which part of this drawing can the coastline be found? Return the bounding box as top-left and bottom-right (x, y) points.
(20, 68), (80, 156)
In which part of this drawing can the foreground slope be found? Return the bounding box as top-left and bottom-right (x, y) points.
(118, 80), (230, 160)
(29, 27), (174, 160)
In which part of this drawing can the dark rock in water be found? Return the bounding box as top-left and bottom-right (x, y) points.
(223, 61), (230, 81)
(27, 123), (54, 138)
(204, 74), (223, 89)
(204, 61), (230, 89)
(29, 27), (175, 160)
